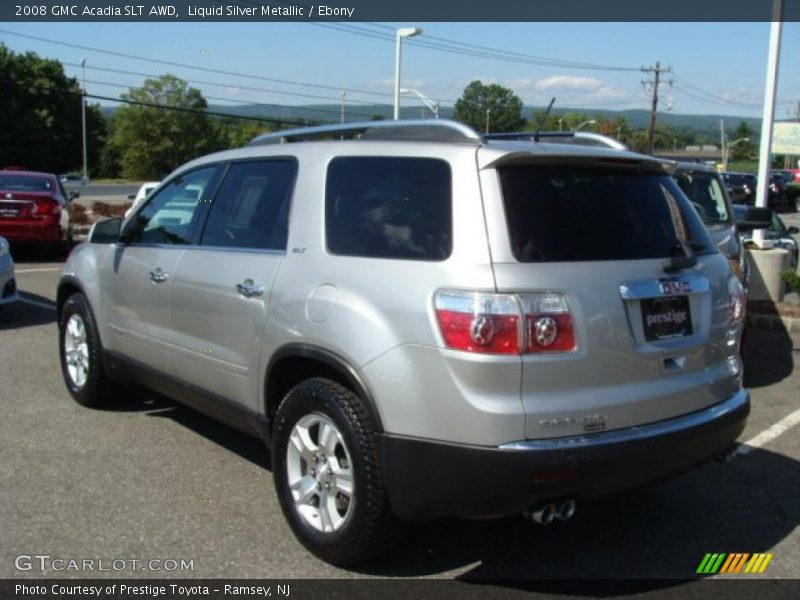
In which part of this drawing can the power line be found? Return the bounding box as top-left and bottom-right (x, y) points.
(0, 28), (395, 101)
(340, 21), (643, 72)
(61, 61), (386, 108)
(86, 93), (321, 126)
(0, 75), (326, 127)
(78, 77), (381, 120)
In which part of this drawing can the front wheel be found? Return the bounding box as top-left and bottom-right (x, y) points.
(59, 293), (119, 407)
(272, 378), (400, 566)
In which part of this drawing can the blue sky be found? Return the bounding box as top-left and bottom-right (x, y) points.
(1, 21), (799, 120)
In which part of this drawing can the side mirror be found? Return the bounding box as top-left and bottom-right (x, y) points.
(68, 191), (80, 201)
(735, 206), (772, 233)
(127, 194), (135, 200)
(788, 226), (800, 235)
(88, 217), (123, 244)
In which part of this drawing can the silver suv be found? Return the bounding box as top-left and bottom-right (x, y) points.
(57, 120), (749, 565)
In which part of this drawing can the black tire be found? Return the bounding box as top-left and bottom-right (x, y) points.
(59, 293), (119, 407)
(272, 377), (401, 566)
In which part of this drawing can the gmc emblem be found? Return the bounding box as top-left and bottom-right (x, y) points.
(660, 281), (690, 295)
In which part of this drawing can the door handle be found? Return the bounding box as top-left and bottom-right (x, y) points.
(149, 268), (169, 284)
(235, 279), (264, 298)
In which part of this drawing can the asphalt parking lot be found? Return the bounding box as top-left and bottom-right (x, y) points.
(1, 237), (799, 583)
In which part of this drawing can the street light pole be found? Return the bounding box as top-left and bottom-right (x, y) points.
(485, 108), (491, 134)
(575, 119), (596, 131)
(340, 91), (346, 124)
(81, 58), (87, 180)
(394, 27), (422, 120)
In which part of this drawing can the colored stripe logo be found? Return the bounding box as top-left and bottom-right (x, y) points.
(696, 553), (773, 574)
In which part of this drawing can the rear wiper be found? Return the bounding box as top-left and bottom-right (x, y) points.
(662, 240), (700, 273)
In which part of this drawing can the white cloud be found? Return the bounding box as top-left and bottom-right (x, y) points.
(535, 75), (605, 92)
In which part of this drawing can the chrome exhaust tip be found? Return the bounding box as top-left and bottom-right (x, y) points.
(556, 499), (576, 521)
(524, 503), (556, 525)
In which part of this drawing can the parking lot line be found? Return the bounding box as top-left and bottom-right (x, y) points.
(19, 297), (56, 311)
(15, 268), (62, 274)
(732, 407), (800, 457)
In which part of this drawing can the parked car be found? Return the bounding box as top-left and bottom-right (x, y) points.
(125, 181), (161, 219)
(57, 120), (749, 565)
(0, 170), (76, 253)
(59, 173), (89, 185)
(0, 236), (19, 307)
(768, 171), (789, 207)
(733, 205), (799, 270)
(670, 162), (747, 288)
(785, 169), (800, 212)
(722, 172), (757, 205)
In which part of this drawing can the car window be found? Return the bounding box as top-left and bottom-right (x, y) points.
(200, 160), (296, 251)
(326, 157), (452, 261)
(0, 175), (52, 192)
(124, 166), (218, 245)
(498, 165), (714, 262)
(673, 171), (729, 224)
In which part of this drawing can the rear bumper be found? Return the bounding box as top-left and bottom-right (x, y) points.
(0, 221), (63, 243)
(378, 388), (749, 521)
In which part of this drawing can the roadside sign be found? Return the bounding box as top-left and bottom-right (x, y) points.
(772, 122), (800, 155)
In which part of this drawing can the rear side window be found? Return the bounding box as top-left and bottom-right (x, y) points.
(326, 157), (452, 261)
(498, 165), (714, 263)
(201, 160), (296, 251)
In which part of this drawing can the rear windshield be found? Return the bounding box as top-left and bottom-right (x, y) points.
(0, 174), (53, 192)
(498, 165), (714, 263)
(673, 170), (730, 225)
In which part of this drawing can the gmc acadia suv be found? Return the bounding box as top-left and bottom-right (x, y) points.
(57, 120), (749, 565)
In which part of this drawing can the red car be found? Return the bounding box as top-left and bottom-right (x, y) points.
(0, 170), (76, 251)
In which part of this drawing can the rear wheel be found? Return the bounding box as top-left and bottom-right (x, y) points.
(59, 293), (120, 407)
(272, 378), (400, 565)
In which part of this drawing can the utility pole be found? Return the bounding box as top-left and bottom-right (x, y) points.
(340, 91), (345, 124)
(720, 119), (726, 168)
(641, 61), (672, 155)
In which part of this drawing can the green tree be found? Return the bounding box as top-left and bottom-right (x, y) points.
(729, 121), (757, 161)
(0, 44), (105, 174)
(453, 80), (525, 133)
(213, 118), (270, 149)
(527, 110), (560, 132)
(107, 75), (219, 180)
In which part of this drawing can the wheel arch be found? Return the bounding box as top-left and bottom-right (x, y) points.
(264, 344), (384, 439)
(56, 276), (86, 322)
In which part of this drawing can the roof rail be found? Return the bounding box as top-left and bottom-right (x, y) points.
(485, 131), (628, 151)
(247, 119), (482, 146)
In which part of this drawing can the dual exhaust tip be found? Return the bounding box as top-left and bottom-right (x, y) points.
(524, 499), (576, 525)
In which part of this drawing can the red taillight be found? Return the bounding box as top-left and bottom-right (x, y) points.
(525, 313), (575, 352)
(435, 292), (520, 354)
(31, 201), (60, 217)
(520, 293), (576, 353)
(434, 291), (575, 355)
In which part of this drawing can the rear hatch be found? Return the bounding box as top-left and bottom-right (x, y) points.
(481, 152), (742, 439)
(0, 171), (59, 222)
(0, 191), (53, 220)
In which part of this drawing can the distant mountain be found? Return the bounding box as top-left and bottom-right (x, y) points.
(98, 102), (762, 139)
